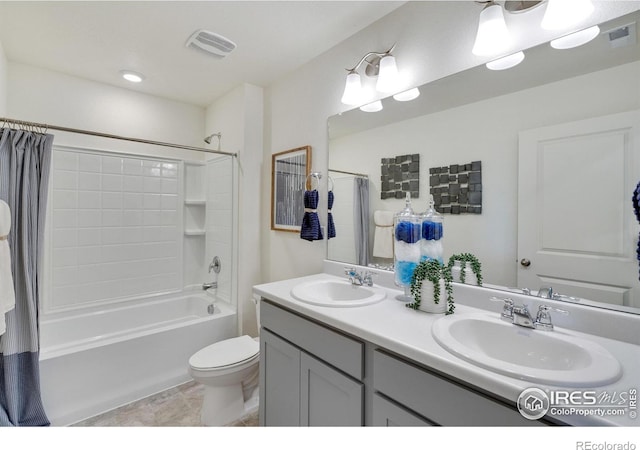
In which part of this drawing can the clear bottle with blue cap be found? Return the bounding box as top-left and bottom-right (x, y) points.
(393, 192), (421, 301)
(420, 194), (444, 264)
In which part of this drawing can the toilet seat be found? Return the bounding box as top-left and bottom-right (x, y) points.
(189, 335), (259, 371)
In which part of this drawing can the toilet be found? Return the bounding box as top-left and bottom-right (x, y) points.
(189, 298), (260, 426)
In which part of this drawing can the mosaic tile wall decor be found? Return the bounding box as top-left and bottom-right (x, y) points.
(380, 154), (420, 200)
(429, 160), (482, 214)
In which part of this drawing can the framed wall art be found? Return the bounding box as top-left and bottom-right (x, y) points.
(271, 145), (311, 232)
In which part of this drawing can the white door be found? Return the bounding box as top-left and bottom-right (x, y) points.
(518, 110), (640, 308)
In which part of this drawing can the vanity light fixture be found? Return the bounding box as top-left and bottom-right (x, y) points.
(360, 100), (383, 113)
(120, 70), (145, 83)
(541, 0), (595, 31)
(393, 87), (420, 102)
(550, 25), (600, 50)
(485, 51), (525, 70)
(472, 1), (512, 56)
(340, 45), (400, 106)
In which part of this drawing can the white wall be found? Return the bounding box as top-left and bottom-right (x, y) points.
(206, 84), (263, 336)
(8, 62), (205, 160)
(262, 1), (640, 283)
(330, 61), (640, 288)
(0, 42), (6, 115)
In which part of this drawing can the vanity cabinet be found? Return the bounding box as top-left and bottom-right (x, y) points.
(372, 350), (547, 426)
(259, 297), (554, 427)
(259, 300), (364, 426)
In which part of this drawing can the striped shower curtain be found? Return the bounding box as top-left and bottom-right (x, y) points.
(0, 128), (52, 426)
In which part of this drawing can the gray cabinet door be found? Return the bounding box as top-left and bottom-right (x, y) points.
(260, 328), (301, 426)
(372, 393), (434, 427)
(300, 353), (364, 426)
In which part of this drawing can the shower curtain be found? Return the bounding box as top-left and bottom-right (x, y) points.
(354, 177), (370, 267)
(0, 128), (52, 426)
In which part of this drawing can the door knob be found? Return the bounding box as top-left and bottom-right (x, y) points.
(520, 258), (531, 267)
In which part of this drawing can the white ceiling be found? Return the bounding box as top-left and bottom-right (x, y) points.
(0, 1), (404, 107)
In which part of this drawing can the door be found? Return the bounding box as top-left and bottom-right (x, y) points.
(300, 353), (363, 426)
(372, 393), (434, 426)
(518, 110), (640, 307)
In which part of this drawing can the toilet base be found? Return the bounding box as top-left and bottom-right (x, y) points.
(200, 383), (259, 426)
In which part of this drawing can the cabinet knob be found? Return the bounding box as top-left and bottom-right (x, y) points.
(520, 258), (531, 267)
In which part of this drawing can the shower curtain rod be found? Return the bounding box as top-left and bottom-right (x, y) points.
(328, 168), (369, 178)
(0, 117), (237, 157)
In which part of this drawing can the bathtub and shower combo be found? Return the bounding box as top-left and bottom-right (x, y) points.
(37, 146), (239, 425)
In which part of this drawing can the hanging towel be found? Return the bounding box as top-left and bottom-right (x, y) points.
(327, 190), (336, 239)
(634, 181), (640, 280)
(373, 210), (394, 258)
(0, 199), (15, 336)
(300, 189), (323, 241)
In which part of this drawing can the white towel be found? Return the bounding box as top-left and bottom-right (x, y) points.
(373, 210), (394, 258)
(0, 199), (15, 336)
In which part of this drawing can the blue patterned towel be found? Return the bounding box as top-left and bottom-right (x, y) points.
(300, 190), (323, 241)
(634, 181), (640, 280)
(327, 190), (336, 239)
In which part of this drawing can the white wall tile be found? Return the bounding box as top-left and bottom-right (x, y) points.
(123, 158), (143, 175)
(78, 172), (101, 190)
(78, 154), (101, 172)
(54, 171), (78, 190)
(102, 174), (123, 191)
(101, 156), (123, 174)
(49, 150), (183, 310)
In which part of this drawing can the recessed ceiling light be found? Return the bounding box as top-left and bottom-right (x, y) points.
(121, 70), (145, 83)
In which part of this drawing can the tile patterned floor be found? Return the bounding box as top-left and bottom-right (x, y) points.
(72, 381), (259, 427)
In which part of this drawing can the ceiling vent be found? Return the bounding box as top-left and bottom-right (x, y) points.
(185, 29), (236, 59)
(604, 22), (637, 49)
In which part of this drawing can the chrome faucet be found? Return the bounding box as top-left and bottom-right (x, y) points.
(537, 286), (554, 299)
(490, 297), (568, 331)
(203, 256), (221, 291)
(344, 267), (374, 286)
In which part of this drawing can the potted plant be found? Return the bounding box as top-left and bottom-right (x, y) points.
(447, 253), (483, 286)
(407, 259), (454, 315)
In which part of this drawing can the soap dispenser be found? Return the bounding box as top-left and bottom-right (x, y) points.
(420, 194), (444, 264)
(393, 192), (421, 302)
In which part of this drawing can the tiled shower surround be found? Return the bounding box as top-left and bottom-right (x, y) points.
(48, 148), (182, 311)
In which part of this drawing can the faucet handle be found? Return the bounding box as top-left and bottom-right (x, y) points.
(490, 296), (514, 320)
(344, 267), (357, 276)
(534, 304), (569, 331)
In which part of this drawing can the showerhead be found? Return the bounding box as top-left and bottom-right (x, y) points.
(204, 132), (220, 144)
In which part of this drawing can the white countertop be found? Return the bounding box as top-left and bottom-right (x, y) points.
(253, 272), (640, 427)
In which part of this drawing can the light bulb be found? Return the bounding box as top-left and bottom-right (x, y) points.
(550, 26), (600, 49)
(341, 71), (363, 106)
(393, 88), (420, 102)
(376, 55), (400, 93)
(472, 2), (511, 57)
(542, 0), (594, 31)
(360, 100), (383, 113)
(486, 51), (525, 70)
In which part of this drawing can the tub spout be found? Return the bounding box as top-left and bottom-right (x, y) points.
(202, 281), (218, 291)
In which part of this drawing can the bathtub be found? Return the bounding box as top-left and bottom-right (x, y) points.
(38, 292), (237, 426)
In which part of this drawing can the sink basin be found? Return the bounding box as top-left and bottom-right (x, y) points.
(432, 313), (621, 387)
(290, 279), (386, 307)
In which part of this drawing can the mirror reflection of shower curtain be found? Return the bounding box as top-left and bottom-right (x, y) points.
(354, 177), (370, 266)
(0, 128), (52, 426)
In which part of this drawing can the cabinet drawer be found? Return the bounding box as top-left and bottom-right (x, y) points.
(261, 300), (364, 380)
(372, 394), (434, 427)
(373, 350), (543, 426)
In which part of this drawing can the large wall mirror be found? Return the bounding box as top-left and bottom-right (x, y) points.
(327, 10), (640, 315)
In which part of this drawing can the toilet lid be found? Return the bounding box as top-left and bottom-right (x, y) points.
(189, 335), (259, 370)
